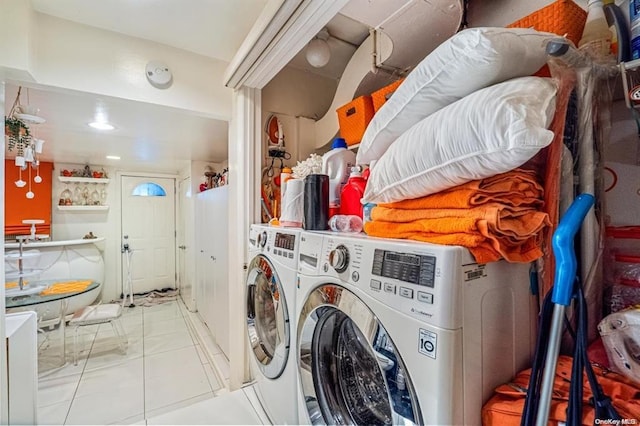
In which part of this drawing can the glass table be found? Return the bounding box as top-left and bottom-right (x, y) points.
(5, 279), (100, 372)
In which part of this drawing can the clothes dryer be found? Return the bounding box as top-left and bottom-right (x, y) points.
(246, 224), (300, 424)
(296, 232), (534, 425)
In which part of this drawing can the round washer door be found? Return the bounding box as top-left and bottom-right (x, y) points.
(298, 284), (423, 425)
(246, 254), (290, 379)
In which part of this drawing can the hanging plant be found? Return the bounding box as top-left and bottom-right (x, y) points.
(4, 116), (31, 152)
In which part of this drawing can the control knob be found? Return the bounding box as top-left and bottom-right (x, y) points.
(329, 245), (350, 273)
(258, 231), (268, 248)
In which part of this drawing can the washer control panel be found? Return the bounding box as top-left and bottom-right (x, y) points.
(321, 234), (468, 330)
(372, 249), (436, 288)
(329, 244), (350, 273)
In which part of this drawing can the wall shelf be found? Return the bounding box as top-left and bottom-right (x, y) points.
(56, 205), (109, 211)
(58, 176), (110, 184)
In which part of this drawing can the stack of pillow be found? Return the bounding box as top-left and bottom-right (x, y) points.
(359, 27), (559, 203)
(358, 27), (560, 262)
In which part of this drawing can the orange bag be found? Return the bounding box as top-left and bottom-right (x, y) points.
(336, 95), (374, 146)
(507, 0), (587, 78)
(506, 0), (587, 46)
(482, 355), (640, 425)
(371, 78), (405, 112)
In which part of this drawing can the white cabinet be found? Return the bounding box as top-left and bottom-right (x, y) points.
(195, 186), (229, 357)
(5, 312), (38, 425)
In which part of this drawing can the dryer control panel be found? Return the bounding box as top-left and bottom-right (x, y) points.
(249, 224), (300, 270)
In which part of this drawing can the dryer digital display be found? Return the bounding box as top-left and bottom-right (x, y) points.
(372, 249), (436, 287)
(275, 233), (296, 250)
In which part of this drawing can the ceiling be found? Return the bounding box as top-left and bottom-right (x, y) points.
(4, 0), (271, 173)
(5, 83), (229, 172)
(4, 0), (370, 173)
(29, 0), (269, 63)
(5, 0), (463, 173)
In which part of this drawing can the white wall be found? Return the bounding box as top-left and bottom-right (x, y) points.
(31, 12), (232, 120)
(262, 66), (338, 166)
(51, 163), (119, 301)
(262, 66), (337, 121)
(0, 0), (33, 75)
(0, 5), (233, 120)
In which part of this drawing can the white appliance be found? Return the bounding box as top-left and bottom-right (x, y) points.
(246, 224), (300, 424)
(296, 232), (534, 425)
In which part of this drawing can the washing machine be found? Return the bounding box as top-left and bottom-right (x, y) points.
(296, 231), (534, 425)
(246, 224), (300, 424)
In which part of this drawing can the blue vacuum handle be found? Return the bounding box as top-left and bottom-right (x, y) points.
(551, 193), (595, 306)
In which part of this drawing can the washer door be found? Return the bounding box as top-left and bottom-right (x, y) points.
(298, 284), (423, 425)
(246, 254), (290, 379)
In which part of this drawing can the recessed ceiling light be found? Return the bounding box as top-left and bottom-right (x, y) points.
(106, 155), (120, 160)
(89, 121), (115, 130)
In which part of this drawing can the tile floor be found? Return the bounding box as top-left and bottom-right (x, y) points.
(35, 298), (268, 425)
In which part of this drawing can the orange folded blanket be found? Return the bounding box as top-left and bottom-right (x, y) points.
(379, 169), (543, 210)
(40, 280), (92, 296)
(365, 169), (549, 263)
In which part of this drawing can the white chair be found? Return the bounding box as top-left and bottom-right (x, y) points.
(69, 303), (128, 365)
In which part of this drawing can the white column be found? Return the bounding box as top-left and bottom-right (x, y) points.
(227, 86), (262, 390)
(1, 77), (9, 425)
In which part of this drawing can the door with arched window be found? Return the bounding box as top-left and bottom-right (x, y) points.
(121, 175), (176, 295)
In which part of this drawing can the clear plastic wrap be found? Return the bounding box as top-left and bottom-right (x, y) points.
(536, 39), (617, 344)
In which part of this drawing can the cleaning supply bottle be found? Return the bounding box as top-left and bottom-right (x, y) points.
(279, 166), (292, 208)
(579, 0), (613, 57)
(322, 138), (356, 218)
(340, 166), (367, 218)
(604, 0), (631, 62)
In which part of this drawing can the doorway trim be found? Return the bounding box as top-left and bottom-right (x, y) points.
(115, 171), (178, 302)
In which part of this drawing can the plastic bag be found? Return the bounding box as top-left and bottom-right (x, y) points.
(598, 307), (640, 383)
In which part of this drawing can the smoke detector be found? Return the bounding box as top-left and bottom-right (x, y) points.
(145, 61), (173, 89)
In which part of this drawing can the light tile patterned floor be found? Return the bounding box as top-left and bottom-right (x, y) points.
(35, 298), (263, 425)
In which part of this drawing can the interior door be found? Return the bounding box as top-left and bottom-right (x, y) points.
(177, 177), (195, 311)
(121, 176), (176, 295)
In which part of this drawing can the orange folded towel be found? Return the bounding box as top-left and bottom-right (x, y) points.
(365, 209), (549, 263)
(365, 169), (549, 263)
(379, 169), (543, 210)
(40, 280), (92, 296)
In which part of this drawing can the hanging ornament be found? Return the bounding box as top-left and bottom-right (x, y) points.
(26, 165), (34, 199)
(15, 165), (26, 187)
(34, 161), (42, 183)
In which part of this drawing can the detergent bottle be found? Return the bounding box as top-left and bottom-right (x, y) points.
(279, 166), (293, 208)
(340, 166), (366, 218)
(579, 0), (612, 57)
(322, 138), (356, 218)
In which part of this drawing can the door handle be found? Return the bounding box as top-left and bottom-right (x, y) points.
(178, 245), (186, 249)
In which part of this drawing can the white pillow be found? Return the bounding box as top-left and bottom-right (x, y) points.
(356, 27), (556, 166)
(362, 77), (557, 205)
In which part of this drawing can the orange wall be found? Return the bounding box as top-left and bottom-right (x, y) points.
(5, 160), (53, 235)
